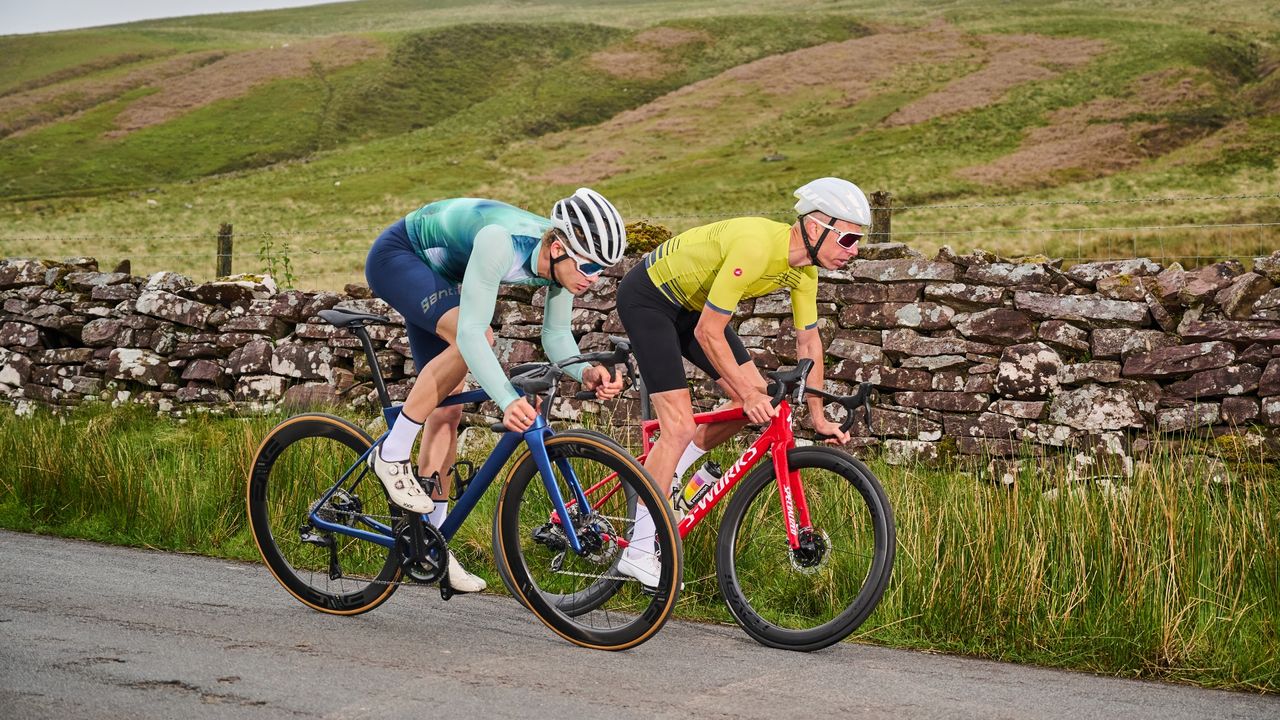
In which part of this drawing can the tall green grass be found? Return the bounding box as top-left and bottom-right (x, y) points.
(1, 402), (1276, 691)
(870, 451), (1279, 691)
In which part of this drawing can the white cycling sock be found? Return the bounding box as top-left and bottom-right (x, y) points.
(427, 502), (448, 529)
(674, 441), (708, 483)
(628, 502), (656, 559)
(380, 412), (424, 462)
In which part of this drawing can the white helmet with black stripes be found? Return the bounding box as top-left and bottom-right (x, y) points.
(550, 188), (627, 267)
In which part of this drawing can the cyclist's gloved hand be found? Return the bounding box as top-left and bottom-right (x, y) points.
(583, 365), (623, 400)
(744, 390), (778, 425)
(503, 397), (539, 432)
(812, 415), (851, 445)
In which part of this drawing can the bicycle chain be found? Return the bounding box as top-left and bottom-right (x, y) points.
(306, 507), (640, 588)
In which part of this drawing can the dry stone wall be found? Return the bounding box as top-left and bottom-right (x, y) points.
(3, 245), (1280, 476)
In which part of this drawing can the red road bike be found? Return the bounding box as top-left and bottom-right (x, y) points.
(497, 351), (895, 652)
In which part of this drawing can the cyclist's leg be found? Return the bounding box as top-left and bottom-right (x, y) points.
(364, 221), (465, 510)
(617, 267), (699, 584)
(408, 308), (495, 497)
(419, 380), (465, 497)
(409, 308), (493, 592)
(682, 320), (759, 453)
(617, 267), (699, 498)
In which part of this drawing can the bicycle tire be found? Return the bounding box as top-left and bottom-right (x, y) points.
(247, 413), (403, 615)
(716, 446), (894, 651)
(495, 430), (681, 650)
(491, 428), (634, 616)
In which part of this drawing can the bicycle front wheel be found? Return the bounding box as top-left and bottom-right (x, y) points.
(495, 430), (681, 651)
(491, 428), (634, 617)
(717, 446), (894, 651)
(247, 413), (402, 615)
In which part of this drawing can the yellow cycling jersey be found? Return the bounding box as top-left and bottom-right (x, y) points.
(644, 217), (819, 329)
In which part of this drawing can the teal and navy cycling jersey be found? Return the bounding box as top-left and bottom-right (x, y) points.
(405, 198), (550, 285)
(384, 198), (585, 411)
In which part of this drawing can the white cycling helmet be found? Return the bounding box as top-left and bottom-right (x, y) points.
(550, 187), (627, 268)
(793, 177), (871, 227)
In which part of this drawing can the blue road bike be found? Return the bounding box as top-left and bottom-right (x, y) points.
(246, 308), (682, 651)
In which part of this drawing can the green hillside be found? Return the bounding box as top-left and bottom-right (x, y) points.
(0, 0), (1277, 289)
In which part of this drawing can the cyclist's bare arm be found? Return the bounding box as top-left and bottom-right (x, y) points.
(694, 307), (775, 423)
(797, 327), (850, 442)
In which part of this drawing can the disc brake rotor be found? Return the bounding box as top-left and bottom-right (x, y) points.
(790, 527), (831, 574)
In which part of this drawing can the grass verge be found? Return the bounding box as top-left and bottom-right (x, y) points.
(0, 402), (1276, 691)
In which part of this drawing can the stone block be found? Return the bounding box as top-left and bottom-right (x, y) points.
(1014, 291), (1149, 325)
(834, 259), (957, 283)
(1214, 272), (1274, 319)
(1065, 259), (1162, 286)
(1047, 385), (1144, 430)
(963, 262), (1049, 287)
(995, 342), (1063, 399)
(106, 348), (175, 387)
(952, 308), (1034, 344)
(1156, 403), (1220, 432)
(1122, 341), (1236, 379)
(1059, 361), (1122, 385)
(922, 283), (1007, 309)
(1164, 364), (1262, 399)
(839, 302), (955, 330)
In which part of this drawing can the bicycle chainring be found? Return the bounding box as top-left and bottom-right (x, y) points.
(393, 518), (448, 584)
(790, 527), (831, 574)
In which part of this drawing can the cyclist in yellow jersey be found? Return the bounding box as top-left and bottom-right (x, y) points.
(615, 178), (867, 586)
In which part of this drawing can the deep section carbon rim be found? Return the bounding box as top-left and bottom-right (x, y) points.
(717, 446), (894, 651)
(247, 413), (402, 615)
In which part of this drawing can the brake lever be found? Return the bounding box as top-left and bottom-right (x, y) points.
(813, 381), (877, 441)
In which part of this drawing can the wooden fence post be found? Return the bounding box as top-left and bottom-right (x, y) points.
(216, 223), (233, 278)
(870, 191), (891, 243)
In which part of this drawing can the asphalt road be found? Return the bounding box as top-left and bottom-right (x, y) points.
(1, 530), (1275, 719)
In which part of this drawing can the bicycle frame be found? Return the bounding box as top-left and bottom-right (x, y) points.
(648, 402), (813, 550)
(305, 389), (597, 556)
(567, 398), (812, 551)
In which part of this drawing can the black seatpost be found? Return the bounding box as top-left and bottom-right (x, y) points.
(351, 324), (392, 410)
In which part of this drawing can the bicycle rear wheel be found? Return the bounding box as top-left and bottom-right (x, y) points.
(247, 413), (402, 615)
(717, 446), (894, 651)
(495, 430), (681, 650)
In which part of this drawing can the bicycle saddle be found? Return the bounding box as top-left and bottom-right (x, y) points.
(317, 308), (391, 328)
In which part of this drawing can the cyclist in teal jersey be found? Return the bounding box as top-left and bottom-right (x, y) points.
(364, 189), (628, 592)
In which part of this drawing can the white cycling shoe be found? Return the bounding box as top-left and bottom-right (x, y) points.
(368, 449), (435, 514)
(447, 552), (487, 593)
(616, 551), (662, 589)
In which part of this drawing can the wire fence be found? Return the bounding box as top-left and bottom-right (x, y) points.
(1, 191), (1276, 276)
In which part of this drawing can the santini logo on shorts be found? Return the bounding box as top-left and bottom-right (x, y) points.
(733, 268), (743, 276)
(420, 286), (460, 312)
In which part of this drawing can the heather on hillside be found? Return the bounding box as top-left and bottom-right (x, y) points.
(0, 0), (1276, 287)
